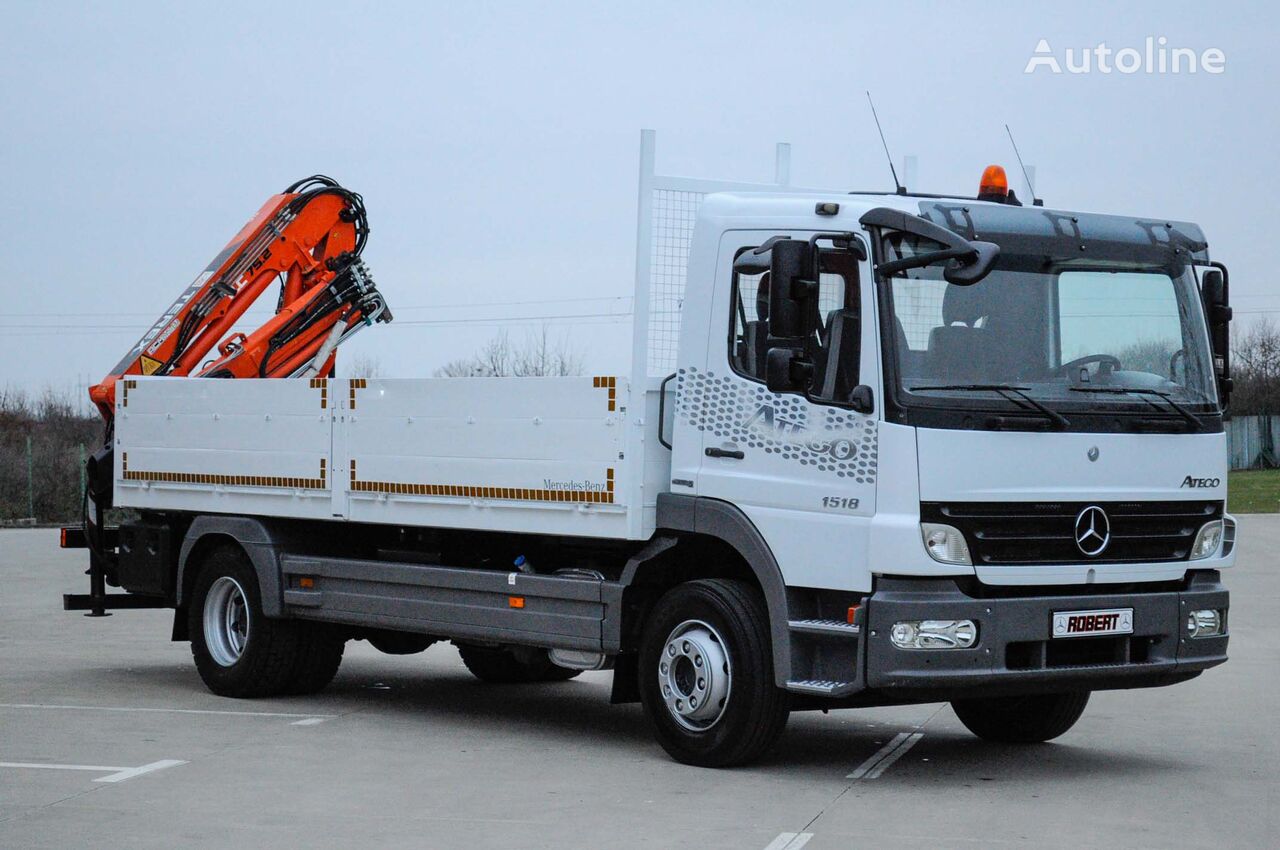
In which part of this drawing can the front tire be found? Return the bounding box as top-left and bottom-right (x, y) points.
(951, 691), (1090, 743)
(188, 545), (344, 697)
(638, 579), (789, 767)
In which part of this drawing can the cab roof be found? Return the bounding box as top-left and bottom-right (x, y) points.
(696, 191), (1209, 264)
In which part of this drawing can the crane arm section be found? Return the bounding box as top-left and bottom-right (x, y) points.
(89, 175), (392, 423)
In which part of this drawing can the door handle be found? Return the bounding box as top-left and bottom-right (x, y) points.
(705, 447), (745, 460)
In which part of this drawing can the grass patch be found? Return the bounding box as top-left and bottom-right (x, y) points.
(1229, 469), (1280, 513)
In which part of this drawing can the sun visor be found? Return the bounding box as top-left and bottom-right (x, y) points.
(916, 201), (1209, 274)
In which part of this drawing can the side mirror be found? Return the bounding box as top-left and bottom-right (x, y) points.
(768, 240), (818, 339)
(1200, 265), (1232, 403)
(943, 241), (1000, 285)
(766, 347), (813, 393)
(848, 384), (875, 414)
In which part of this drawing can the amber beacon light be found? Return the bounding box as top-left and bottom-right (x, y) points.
(978, 164), (1010, 201)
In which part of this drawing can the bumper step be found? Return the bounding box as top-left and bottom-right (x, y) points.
(786, 678), (860, 697)
(789, 618), (860, 637)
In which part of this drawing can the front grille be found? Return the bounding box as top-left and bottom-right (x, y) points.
(923, 500), (1222, 565)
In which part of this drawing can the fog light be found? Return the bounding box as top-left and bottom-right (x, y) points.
(1190, 520), (1224, 560)
(1186, 609), (1225, 638)
(890, 619), (978, 650)
(920, 523), (972, 566)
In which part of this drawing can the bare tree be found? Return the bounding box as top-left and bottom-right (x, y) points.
(434, 326), (584, 378)
(345, 354), (383, 380)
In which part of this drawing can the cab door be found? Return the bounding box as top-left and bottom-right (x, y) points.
(680, 230), (879, 591)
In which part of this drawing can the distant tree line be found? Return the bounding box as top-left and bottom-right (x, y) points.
(0, 388), (101, 523)
(434, 326), (584, 378)
(1232, 318), (1280, 416)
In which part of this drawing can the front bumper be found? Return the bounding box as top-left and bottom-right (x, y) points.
(863, 570), (1228, 698)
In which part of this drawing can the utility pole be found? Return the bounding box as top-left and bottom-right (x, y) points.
(26, 435), (35, 520)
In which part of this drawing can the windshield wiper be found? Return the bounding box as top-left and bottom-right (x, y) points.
(1068, 386), (1204, 428)
(910, 384), (1070, 429)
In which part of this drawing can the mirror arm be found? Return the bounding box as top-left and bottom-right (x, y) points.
(859, 207), (973, 253)
(877, 246), (974, 277)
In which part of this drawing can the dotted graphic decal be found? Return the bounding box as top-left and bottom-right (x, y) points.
(676, 367), (878, 483)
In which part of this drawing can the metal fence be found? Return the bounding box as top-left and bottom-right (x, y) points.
(1227, 415), (1280, 470)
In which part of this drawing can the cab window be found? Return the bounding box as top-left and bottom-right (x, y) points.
(729, 246), (861, 399)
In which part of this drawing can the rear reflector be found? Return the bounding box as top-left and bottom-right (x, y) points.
(508, 596), (525, 609)
(60, 526), (88, 548)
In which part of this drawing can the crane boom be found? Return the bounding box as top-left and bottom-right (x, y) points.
(89, 175), (392, 424)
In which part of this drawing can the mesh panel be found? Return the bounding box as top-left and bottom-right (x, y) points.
(647, 189), (704, 375)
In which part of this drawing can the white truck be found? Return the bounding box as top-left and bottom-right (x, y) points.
(63, 132), (1235, 766)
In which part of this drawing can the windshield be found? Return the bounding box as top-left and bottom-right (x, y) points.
(881, 232), (1218, 421)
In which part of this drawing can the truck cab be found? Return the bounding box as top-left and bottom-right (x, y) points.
(665, 186), (1232, 706)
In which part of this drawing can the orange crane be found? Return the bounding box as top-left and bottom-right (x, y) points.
(72, 177), (391, 615)
(90, 175), (392, 426)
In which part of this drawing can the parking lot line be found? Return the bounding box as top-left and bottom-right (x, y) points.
(0, 702), (334, 721)
(846, 732), (924, 780)
(1, 761), (126, 773)
(95, 759), (188, 783)
(1, 759), (187, 783)
(763, 832), (813, 850)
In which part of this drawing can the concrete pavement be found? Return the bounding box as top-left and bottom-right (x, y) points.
(2, 521), (1276, 849)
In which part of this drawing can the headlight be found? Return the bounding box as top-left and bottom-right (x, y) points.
(921, 523), (972, 565)
(1186, 609), (1225, 638)
(890, 619), (978, 649)
(1190, 520), (1224, 560)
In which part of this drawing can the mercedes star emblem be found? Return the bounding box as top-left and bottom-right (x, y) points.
(1087, 446), (1100, 462)
(1074, 505), (1111, 557)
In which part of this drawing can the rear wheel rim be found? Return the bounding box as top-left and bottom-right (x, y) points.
(203, 576), (249, 667)
(657, 619), (732, 731)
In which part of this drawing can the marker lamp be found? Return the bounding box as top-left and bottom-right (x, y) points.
(1190, 520), (1224, 560)
(921, 523), (972, 566)
(890, 619), (978, 650)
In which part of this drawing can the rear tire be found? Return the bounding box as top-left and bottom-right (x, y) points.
(638, 579), (789, 767)
(188, 545), (344, 697)
(457, 644), (582, 683)
(951, 691), (1090, 743)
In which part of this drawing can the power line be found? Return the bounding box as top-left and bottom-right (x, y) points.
(0, 313), (634, 337)
(2, 294), (633, 319)
(0, 312), (633, 332)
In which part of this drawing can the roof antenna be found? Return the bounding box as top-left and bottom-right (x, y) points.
(1005, 124), (1043, 207)
(866, 92), (905, 195)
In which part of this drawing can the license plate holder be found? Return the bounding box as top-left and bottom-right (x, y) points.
(1051, 608), (1134, 639)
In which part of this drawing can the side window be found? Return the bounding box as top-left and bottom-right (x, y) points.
(729, 244), (861, 400)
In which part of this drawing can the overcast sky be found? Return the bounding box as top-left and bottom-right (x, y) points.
(2, 1), (1276, 407)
